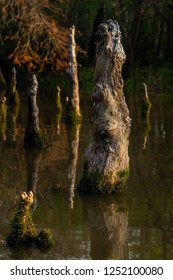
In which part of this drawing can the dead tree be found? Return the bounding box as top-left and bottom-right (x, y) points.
(24, 75), (44, 149)
(78, 20), (131, 193)
(66, 25), (82, 124)
(9, 67), (20, 105)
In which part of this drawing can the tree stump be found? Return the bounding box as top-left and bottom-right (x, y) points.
(6, 191), (54, 249)
(9, 67), (20, 105)
(66, 25), (82, 124)
(24, 75), (44, 149)
(78, 20), (131, 193)
(6, 191), (36, 247)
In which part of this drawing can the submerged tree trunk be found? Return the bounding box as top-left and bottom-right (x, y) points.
(66, 25), (82, 124)
(24, 75), (44, 149)
(78, 20), (131, 193)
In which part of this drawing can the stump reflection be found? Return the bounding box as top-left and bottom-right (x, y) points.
(80, 193), (128, 259)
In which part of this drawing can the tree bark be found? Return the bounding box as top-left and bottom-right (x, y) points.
(24, 75), (44, 149)
(9, 67), (20, 105)
(66, 25), (82, 124)
(79, 20), (131, 193)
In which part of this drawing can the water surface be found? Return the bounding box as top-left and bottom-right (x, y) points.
(0, 80), (173, 260)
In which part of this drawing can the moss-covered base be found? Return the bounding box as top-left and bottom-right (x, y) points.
(8, 91), (20, 106)
(141, 98), (152, 118)
(78, 162), (129, 194)
(6, 193), (36, 247)
(35, 228), (54, 251)
(24, 129), (44, 149)
(66, 103), (82, 125)
(6, 192), (54, 250)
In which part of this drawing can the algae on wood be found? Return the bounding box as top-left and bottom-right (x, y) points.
(6, 191), (36, 247)
(6, 191), (53, 249)
(0, 95), (7, 141)
(78, 20), (131, 193)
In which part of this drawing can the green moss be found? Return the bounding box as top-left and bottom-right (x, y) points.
(6, 192), (54, 250)
(8, 90), (20, 106)
(35, 228), (54, 251)
(66, 104), (82, 125)
(6, 200), (36, 247)
(0, 101), (7, 120)
(141, 97), (152, 118)
(78, 161), (129, 194)
(24, 129), (44, 150)
(55, 93), (63, 113)
(55, 111), (62, 128)
(0, 101), (7, 139)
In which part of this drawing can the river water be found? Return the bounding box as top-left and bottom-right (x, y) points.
(0, 75), (173, 260)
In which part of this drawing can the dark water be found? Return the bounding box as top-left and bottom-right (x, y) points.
(0, 80), (173, 260)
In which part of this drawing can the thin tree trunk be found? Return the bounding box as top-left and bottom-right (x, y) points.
(67, 25), (82, 124)
(78, 20), (131, 193)
(24, 75), (44, 149)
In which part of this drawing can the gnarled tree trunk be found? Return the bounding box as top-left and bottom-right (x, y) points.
(66, 25), (82, 124)
(79, 20), (131, 193)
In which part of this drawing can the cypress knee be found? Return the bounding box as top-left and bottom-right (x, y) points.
(79, 20), (131, 193)
(24, 75), (44, 149)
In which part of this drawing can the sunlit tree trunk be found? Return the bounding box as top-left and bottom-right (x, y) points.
(66, 25), (82, 124)
(79, 20), (131, 193)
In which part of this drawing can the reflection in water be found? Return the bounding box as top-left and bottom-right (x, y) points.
(67, 124), (81, 208)
(25, 149), (41, 209)
(1, 82), (173, 259)
(80, 193), (128, 259)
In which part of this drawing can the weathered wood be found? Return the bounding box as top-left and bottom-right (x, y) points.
(24, 75), (44, 149)
(79, 20), (131, 193)
(141, 82), (152, 149)
(9, 67), (20, 105)
(66, 25), (82, 124)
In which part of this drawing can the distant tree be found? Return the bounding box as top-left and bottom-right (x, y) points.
(0, 0), (69, 71)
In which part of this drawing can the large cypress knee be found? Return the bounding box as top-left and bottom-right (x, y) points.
(78, 20), (131, 193)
